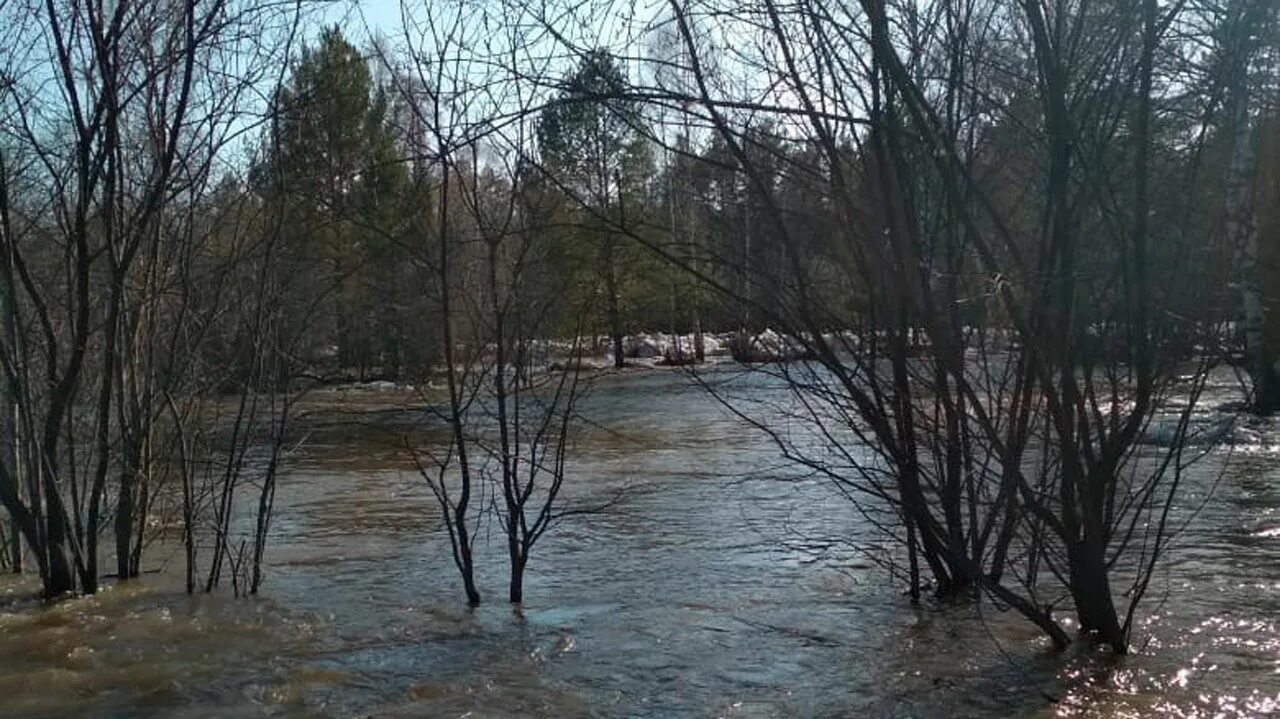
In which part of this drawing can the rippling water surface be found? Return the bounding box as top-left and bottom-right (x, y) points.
(1, 366), (1278, 717)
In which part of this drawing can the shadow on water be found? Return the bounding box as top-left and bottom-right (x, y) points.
(1, 366), (1278, 716)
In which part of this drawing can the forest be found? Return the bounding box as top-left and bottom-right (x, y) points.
(1, 0), (1279, 715)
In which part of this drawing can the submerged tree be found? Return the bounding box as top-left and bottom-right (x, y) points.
(518, 0), (1252, 653)
(375, 0), (598, 606)
(0, 0), (304, 597)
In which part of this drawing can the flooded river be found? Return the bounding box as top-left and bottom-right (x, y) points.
(1, 367), (1278, 717)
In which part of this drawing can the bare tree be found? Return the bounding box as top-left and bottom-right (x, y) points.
(0, 0), (304, 597)
(645, 0), (1240, 652)
(376, 0), (595, 605)
(486, 0), (1247, 653)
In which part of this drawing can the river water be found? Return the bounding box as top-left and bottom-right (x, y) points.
(1, 366), (1278, 717)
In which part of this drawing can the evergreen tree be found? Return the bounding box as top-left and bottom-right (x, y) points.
(537, 50), (651, 365)
(255, 27), (413, 378)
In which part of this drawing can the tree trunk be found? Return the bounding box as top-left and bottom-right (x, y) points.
(461, 549), (481, 607)
(7, 520), (17, 573)
(693, 313), (705, 362)
(38, 463), (77, 596)
(1223, 17), (1274, 413)
(1068, 538), (1126, 653)
(116, 469), (135, 580)
(6, 405), (19, 574)
(609, 173), (626, 369)
(1260, 115), (1280, 412)
(44, 528), (74, 597)
(509, 554), (526, 604)
(183, 472), (195, 594)
(905, 513), (921, 602)
(607, 263), (624, 369)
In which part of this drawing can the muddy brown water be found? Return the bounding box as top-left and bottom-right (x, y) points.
(1, 366), (1278, 717)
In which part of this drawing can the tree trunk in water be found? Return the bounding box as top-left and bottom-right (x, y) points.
(183, 475), (195, 594)
(116, 470), (134, 580)
(1068, 538), (1126, 653)
(41, 469), (76, 596)
(130, 480), (148, 578)
(905, 513), (921, 602)
(45, 531), (74, 597)
(509, 554), (526, 604)
(461, 546), (481, 607)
